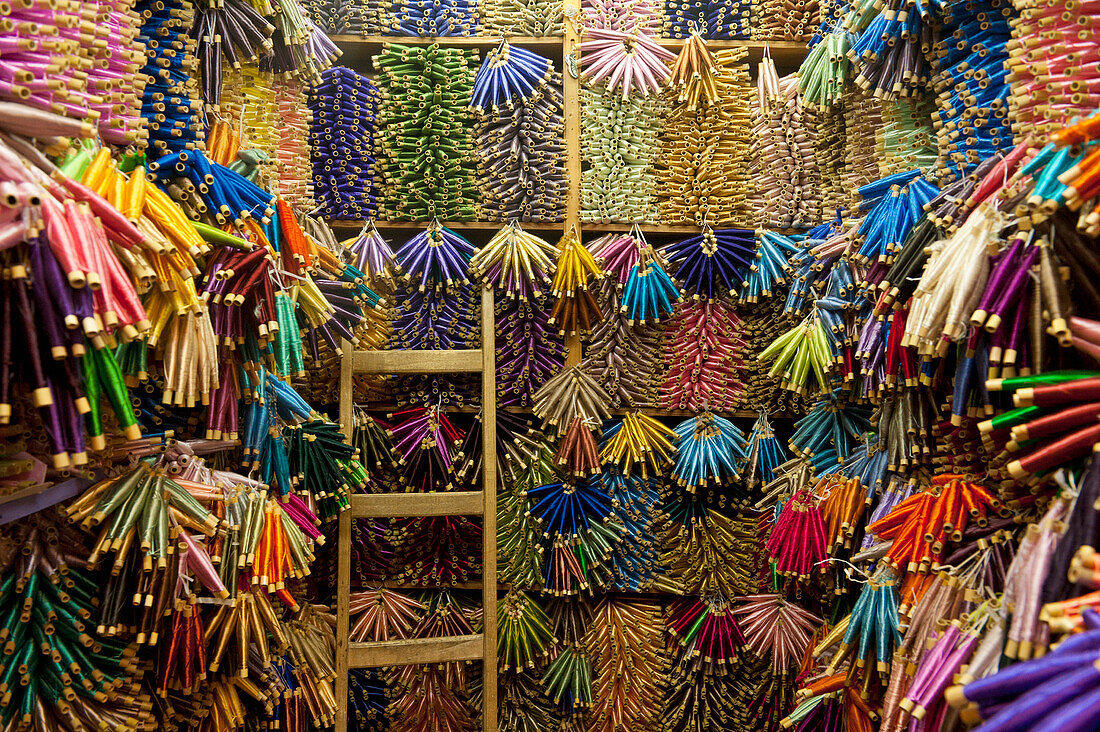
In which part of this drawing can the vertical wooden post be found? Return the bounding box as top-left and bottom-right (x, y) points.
(563, 2), (584, 367)
(480, 287), (498, 732)
(336, 341), (354, 732)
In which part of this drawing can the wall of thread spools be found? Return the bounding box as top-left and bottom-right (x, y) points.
(2, 1), (1100, 732)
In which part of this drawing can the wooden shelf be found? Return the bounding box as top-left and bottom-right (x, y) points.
(351, 491), (485, 517)
(329, 35), (808, 68)
(328, 219), (564, 232)
(349, 403), (792, 420)
(348, 635), (485, 668)
(350, 349), (484, 374)
(352, 580), (503, 591)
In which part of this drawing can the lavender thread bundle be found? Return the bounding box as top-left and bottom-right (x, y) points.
(374, 44), (480, 221)
(581, 0), (665, 33)
(308, 66), (381, 220)
(389, 223), (481, 403)
(472, 44), (566, 223)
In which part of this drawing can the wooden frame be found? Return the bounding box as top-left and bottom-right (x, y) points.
(327, 34), (811, 732)
(335, 287), (498, 732)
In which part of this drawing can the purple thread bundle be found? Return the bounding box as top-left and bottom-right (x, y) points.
(347, 221), (399, 290)
(661, 227), (757, 301)
(389, 283), (481, 406)
(496, 298), (565, 408)
(0, 0), (146, 145)
(308, 67), (380, 220)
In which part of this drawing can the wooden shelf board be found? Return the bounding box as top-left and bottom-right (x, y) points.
(351, 349), (483, 374)
(351, 580), (500, 591)
(327, 218), (564, 232)
(329, 35), (808, 67)
(351, 404), (794, 420)
(348, 634), (485, 668)
(351, 490), (485, 517)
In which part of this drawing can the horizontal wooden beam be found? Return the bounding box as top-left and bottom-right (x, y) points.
(351, 349), (482, 374)
(329, 35), (809, 67)
(327, 218), (565, 231)
(351, 491), (485, 517)
(348, 635), (485, 668)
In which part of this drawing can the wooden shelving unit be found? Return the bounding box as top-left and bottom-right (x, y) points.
(335, 288), (499, 732)
(328, 28), (811, 731)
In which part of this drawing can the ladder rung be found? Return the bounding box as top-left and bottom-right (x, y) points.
(352, 349), (483, 374)
(351, 491), (485, 517)
(348, 635), (485, 668)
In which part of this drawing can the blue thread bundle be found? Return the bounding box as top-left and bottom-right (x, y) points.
(744, 412), (789, 489)
(601, 470), (668, 592)
(620, 242), (682, 325)
(789, 390), (874, 473)
(381, 0), (478, 35)
(136, 0), (206, 155)
(662, 228), (756, 301)
(740, 231), (798, 303)
(670, 413), (749, 492)
(148, 149), (277, 225)
(526, 478), (621, 594)
(308, 67), (381, 220)
(663, 0), (752, 38)
(929, 0), (1015, 180)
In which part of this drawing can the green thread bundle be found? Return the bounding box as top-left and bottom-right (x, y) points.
(581, 86), (665, 224)
(498, 433), (555, 589)
(0, 513), (151, 730)
(374, 43), (482, 221)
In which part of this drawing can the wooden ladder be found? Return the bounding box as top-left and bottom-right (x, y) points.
(335, 287), (498, 732)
